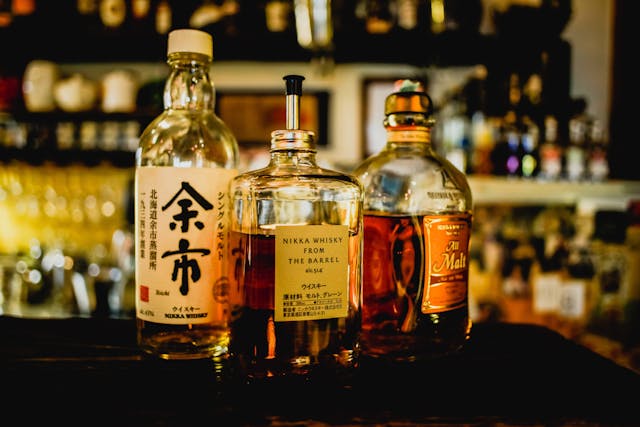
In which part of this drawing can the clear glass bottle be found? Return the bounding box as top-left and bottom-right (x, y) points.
(586, 119), (609, 182)
(228, 75), (363, 381)
(565, 103), (588, 182)
(353, 79), (473, 361)
(538, 115), (563, 181)
(134, 28), (239, 360)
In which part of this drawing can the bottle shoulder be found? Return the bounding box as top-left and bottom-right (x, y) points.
(137, 110), (239, 168)
(232, 164), (363, 194)
(234, 164), (361, 183)
(354, 147), (467, 181)
(353, 148), (472, 214)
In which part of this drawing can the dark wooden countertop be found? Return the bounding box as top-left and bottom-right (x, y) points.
(2, 316), (639, 426)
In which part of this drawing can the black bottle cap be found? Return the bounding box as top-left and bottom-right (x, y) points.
(283, 74), (305, 96)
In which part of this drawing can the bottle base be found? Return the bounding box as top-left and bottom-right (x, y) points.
(232, 349), (359, 384)
(360, 331), (469, 362)
(138, 326), (230, 360)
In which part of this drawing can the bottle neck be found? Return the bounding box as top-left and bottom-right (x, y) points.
(269, 129), (317, 166)
(384, 112), (433, 147)
(270, 149), (317, 167)
(164, 52), (214, 110)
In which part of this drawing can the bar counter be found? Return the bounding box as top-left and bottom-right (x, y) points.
(2, 315), (639, 426)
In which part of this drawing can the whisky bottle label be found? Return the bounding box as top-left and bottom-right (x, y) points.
(421, 214), (471, 314)
(274, 224), (350, 322)
(135, 167), (237, 324)
(387, 129), (430, 143)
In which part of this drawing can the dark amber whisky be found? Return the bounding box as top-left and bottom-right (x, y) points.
(228, 75), (363, 380)
(361, 213), (471, 361)
(229, 231), (361, 378)
(354, 80), (473, 361)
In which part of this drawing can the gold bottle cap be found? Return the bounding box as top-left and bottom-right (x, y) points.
(384, 79), (433, 116)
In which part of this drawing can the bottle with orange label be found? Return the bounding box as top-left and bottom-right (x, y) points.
(353, 79), (473, 361)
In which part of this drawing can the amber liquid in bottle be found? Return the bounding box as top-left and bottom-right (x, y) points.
(362, 213), (471, 360)
(354, 80), (473, 361)
(229, 231), (361, 378)
(228, 75), (363, 381)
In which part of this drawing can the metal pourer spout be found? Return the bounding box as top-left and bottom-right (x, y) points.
(271, 74), (314, 151)
(284, 74), (304, 130)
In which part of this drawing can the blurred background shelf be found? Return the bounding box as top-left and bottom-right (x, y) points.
(469, 176), (640, 207)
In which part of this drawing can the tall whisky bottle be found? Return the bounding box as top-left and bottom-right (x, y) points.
(353, 79), (473, 361)
(134, 29), (239, 359)
(228, 75), (363, 380)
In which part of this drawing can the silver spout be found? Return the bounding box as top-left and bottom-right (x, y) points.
(284, 75), (305, 130)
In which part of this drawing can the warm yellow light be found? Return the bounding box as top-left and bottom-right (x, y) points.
(431, 0), (445, 33)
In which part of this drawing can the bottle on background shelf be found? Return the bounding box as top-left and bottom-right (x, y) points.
(530, 206), (571, 330)
(491, 73), (523, 177)
(565, 99), (589, 182)
(519, 115), (540, 179)
(134, 28), (239, 360)
(499, 212), (537, 323)
(464, 65), (496, 175)
(518, 74), (541, 179)
(264, 0), (292, 33)
(130, 0), (153, 34)
(154, 0), (171, 34)
(538, 115), (563, 181)
(558, 239), (595, 339)
(586, 119), (609, 182)
(353, 79), (473, 362)
(468, 110), (496, 175)
(228, 75), (363, 382)
(362, 0), (395, 34)
(587, 210), (629, 343)
(438, 91), (471, 174)
(467, 206), (504, 323)
(99, 0), (128, 32)
(395, 0), (421, 32)
(432, 86), (465, 174)
(500, 111), (522, 178)
(521, 73), (544, 124)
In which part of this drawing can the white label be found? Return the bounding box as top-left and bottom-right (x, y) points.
(565, 146), (585, 180)
(532, 272), (561, 313)
(559, 279), (586, 319)
(274, 225), (350, 322)
(135, 167), (237, 324)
